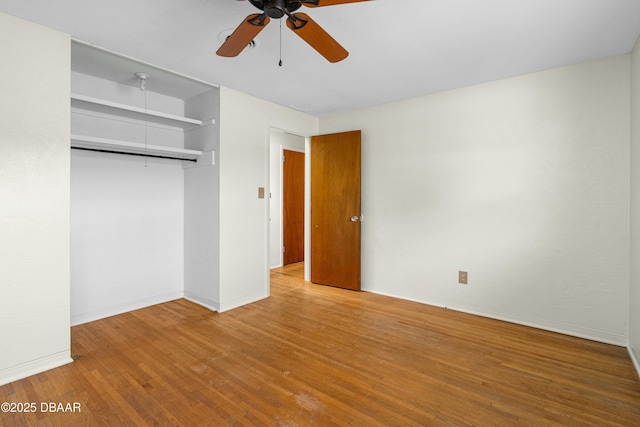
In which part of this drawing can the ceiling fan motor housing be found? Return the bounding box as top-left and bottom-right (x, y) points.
(249, 0), (302, 18)
(220, 0), (353, 63)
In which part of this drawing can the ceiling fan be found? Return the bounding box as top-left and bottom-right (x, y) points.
(217, 0), (371, 63)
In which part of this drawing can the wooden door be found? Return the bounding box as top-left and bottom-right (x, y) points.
(311, 130), (361, 290)
(283, 150), (305, 265)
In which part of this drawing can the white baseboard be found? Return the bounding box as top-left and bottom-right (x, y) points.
(629, 347), (640, 380)
(0, 351), (73, 387)
(365, 288), (627, 347)
(218, 292), (269, 313)
(70, 291), (184, 326)
(183, 293), (219, 312)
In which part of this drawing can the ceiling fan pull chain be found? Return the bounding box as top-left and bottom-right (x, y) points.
(279, 19), (283, 67)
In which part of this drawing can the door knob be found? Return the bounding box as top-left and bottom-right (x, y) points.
(351, 216), (360, 222)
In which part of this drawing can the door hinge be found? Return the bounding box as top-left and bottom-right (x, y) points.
(282, 155), (285, 162)
(283, 246), (285, 253)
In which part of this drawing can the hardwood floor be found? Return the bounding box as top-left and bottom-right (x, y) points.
(1, 263), (640, 426)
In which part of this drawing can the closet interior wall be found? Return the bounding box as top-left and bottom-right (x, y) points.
(70, 44), (220, 325)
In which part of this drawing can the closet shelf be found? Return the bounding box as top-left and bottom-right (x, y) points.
(71, 93), (205, 128)
(71, 134), (203, 160)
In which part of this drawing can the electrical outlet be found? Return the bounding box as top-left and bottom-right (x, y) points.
(458, 271), (468, 285)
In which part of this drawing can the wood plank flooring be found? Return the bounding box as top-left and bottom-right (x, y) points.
(1, 262), (640, 426)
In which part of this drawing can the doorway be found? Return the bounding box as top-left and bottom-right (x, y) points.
(268, 129), (362, 288)
(269, 129), (306, 275)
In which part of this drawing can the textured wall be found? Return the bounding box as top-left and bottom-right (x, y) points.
(219, 87), (318, 311)
(0, 12), (71, 385)
(320, 56), (631, 344)
(71, 151), (185, 325)
(630, 38), (640, 372)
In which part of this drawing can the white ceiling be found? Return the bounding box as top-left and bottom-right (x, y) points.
(1, 0), (639, 117)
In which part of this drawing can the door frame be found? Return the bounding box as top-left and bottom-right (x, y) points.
(268, 127), (312, 281)
(268, 128), (362, 287)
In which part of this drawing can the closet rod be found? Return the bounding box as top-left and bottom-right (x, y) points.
(71, 146), (197, 162)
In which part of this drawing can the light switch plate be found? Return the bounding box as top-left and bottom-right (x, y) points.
(258, 187), (265, 199)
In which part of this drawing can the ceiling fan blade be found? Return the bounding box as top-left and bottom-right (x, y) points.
(301, 0), (371, 7)
(216, 13), (270, 57)
(286, 13), (348, 63)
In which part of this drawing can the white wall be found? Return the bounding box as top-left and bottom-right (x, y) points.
(184, 89), (220, 311)
(71, 151), (185, 325)
(184, 161), (219, 310)
(630, 38), (640, 373)
(219, 87), (318, 311)
(320, 56), (631, 345)
(0, 13), (72, 385)
(269, 130), (306, 268)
